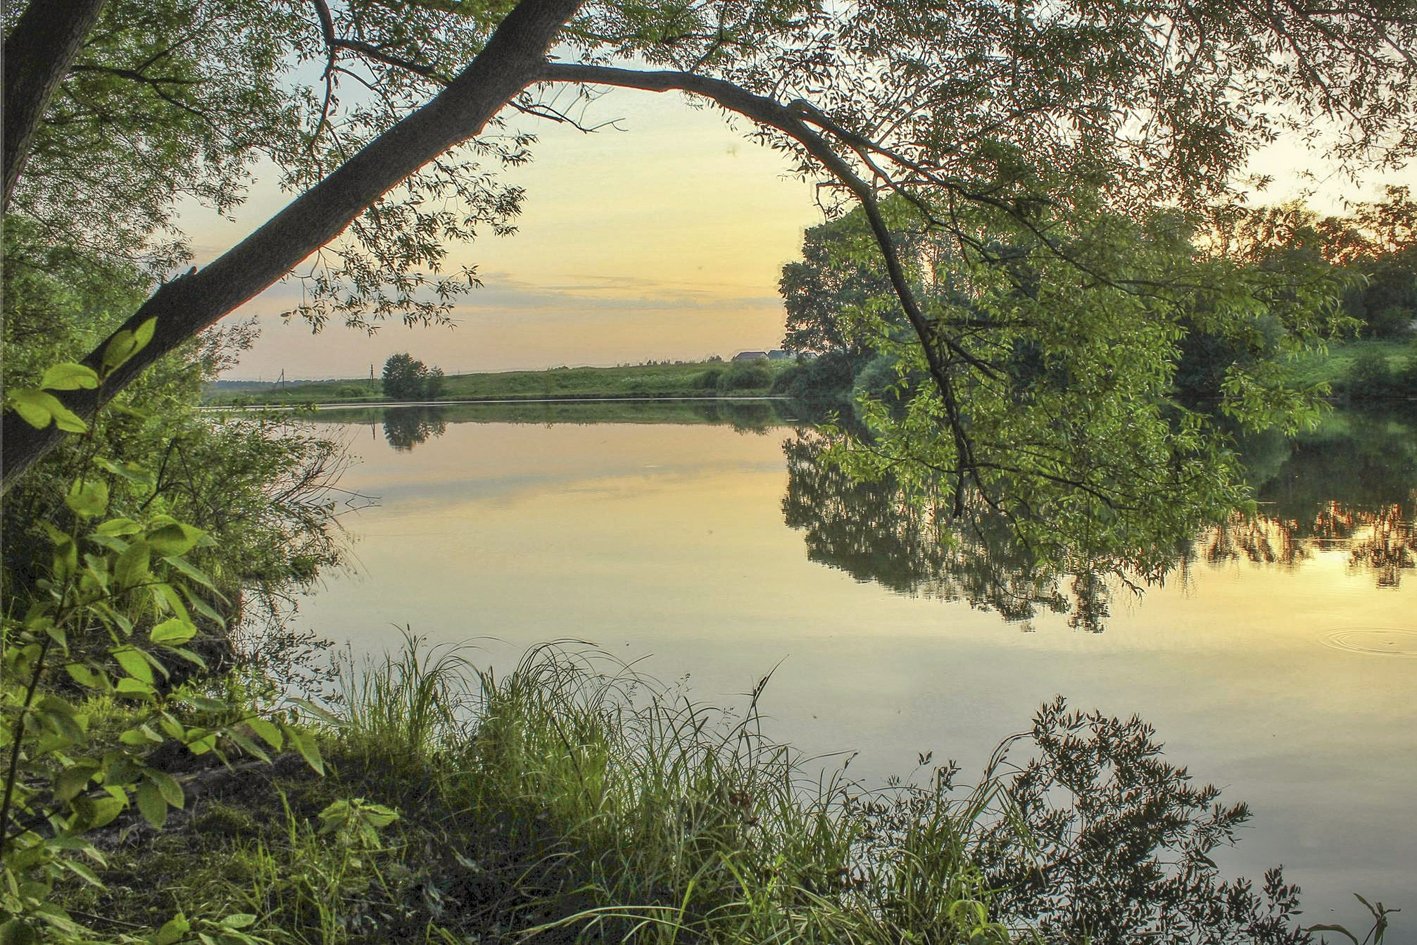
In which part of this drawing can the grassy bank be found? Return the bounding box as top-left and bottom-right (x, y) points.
(207, 360), (796, 407)
(42, 640), (1358, 945)
(1282, 338), (1415, 390)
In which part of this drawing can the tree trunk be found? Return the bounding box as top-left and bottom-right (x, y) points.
(1, 0), (584, 492)
(3, 0), (110, 212)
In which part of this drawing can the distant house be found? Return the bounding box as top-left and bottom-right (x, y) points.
(766, 349), (792, 360)
(732, 350), (769, 362)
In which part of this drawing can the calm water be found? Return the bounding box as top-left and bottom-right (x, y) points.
(293, 402), (1416, 937)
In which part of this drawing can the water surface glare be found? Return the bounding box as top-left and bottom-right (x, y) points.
(296, 413), (1417, 937)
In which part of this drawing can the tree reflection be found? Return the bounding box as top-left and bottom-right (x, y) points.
(382, 406), (448, 452)
(781, 432), (1109, 630)
(783, 409), (1416, 628)
(1197, 407), (1417, 586)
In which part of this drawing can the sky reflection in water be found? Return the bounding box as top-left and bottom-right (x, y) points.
(297, 403), (1416, 938)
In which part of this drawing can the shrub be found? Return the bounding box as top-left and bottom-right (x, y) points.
(718, 362), (774, 392)
(1346, 349), (1396, 401)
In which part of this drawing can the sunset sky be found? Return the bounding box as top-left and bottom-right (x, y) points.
(196, 88), (1413, 382)
(202, 90), (819, 381)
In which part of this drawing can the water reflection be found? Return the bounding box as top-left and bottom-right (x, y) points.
(382, 406), (449, 451)
(781, 432), (1121, 631)
(314, 398), (804, 440)
(309, 400), (1414, 628)
(1228, 408), (1417, 587)
(783, 407), (1417, 629)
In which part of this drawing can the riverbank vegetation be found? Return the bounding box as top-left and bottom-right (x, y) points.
(5, 0), (1415, 939)
(207, 359), (795, 407)
(769, 191), (1416, 411)
(26, 636), (1360, 945)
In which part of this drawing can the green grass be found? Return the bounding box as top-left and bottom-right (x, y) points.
(53, 637), (1374, 945)
(1282, 338), (1414, 389)
(62, 640), (1009, 944)
(207, 361), (796, 407)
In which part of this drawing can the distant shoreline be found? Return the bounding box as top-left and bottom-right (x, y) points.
(205, 359), (795, 407)
(203, 394), (791, 411)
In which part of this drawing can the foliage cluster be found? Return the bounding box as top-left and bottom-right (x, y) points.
(0, 326), (332, 944)
(41, 639), (1365, 945)
(1339, 346), (1417, 402)
(2, 199), (348, 945)
(2, 223), (348, 644)
(379, 353), (445, 402)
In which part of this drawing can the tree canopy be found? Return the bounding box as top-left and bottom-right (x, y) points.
(4, 0), (1416, 502)
(382, 352), (446, 401)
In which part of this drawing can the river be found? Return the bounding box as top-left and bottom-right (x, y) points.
(286, 401), (1416, 938)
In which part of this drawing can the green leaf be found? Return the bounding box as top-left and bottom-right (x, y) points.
(8, 388), (55, 428)
(96, 517), (143, 537)
(165, 645), (208, 669)
(147, 768), (185, 809)
(6, 388), (86, 433)
(150, 617), (197, 645)
(219, 915), (257, 930)
(133, 316), (157, 351)
(99, 319), (158, 374)
(65, 478), (109, 518)
(115, 676), (156, 698)
(113, 646), (155, 685)
(34, 616), (66, 648)
(290, 698), (342, 725)
(114, 539), (152, 587)
(154, 581), (191, 622)
(81, 792), (127, 829)
(186, 730), (218, 754)
(40, 362), (100, 390)
(49, 398), (88, 433)
(36, 695), (86, 742)
(156, 915), (191, 945)
(119, 724), (163, 747)
(165, 553), (219, 591)
(226, 729), (272, 763)
(136, 779), (167, 828)
(65, 662), (106, 689)
(284, 725), (325, 775)
(96, 456), (155, 487)
(60, 856), (104, 887)
(246, 717), (284, 751)
(101, 329), (139, 373)
(181, 587), (227, 629)
(157, 712), (187, 741)
(56, 762), (99, 802)
(147, 517), (205, 556)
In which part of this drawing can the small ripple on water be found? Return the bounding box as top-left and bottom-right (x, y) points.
(1318, 627), (1417, 658)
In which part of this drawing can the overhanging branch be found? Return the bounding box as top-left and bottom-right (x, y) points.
(2, 0), (586, 493)
(539, 61), (994, 510)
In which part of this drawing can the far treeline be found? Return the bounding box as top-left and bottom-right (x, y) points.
(209, 356), (797, 405)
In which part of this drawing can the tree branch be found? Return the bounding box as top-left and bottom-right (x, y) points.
(3, 0), (111, 211)
(538, 61), (995, 511)
(2, 0), (585, 492)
